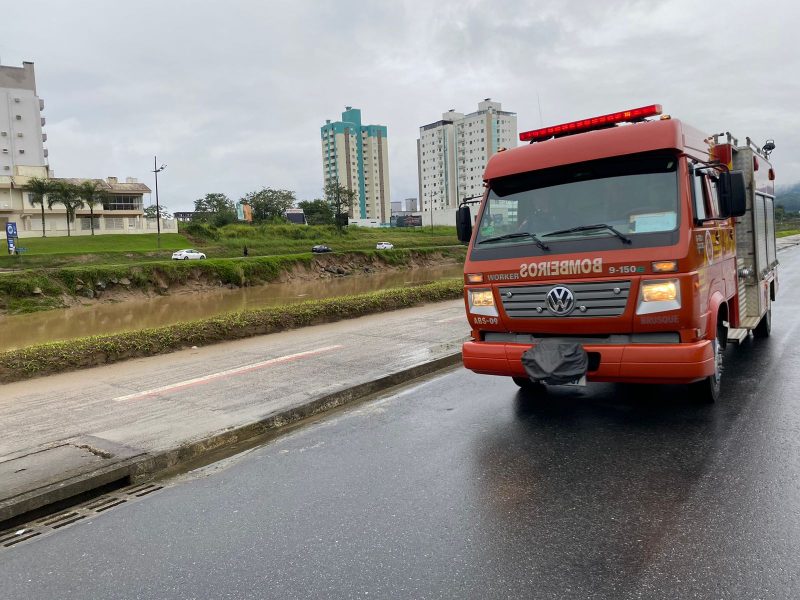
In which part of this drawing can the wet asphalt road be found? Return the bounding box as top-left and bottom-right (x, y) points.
(2, 248), (799, 599)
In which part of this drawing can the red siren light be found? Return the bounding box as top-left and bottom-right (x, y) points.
(519, 104), (663, 142)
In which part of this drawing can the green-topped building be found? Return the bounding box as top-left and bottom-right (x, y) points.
(321, 107), (390, 224)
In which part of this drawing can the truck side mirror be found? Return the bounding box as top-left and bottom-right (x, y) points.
(719, 171), (747, 218)
(456, 205), (473, 244)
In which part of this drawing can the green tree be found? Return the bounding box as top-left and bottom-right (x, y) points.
(240, 188), (296, 223)
(324, 180), (356, 233)
(24, 177), (57, 237)
(298, 199), (334, 225)
(144, 204), (171, 219)
(193, 193), (236, 227)
(75, 180), (108, 236)
(47, 181), (85, 237)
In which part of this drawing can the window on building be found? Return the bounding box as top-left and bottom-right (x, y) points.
(81, 217), (101, 231)
(102, 195), (143, 211)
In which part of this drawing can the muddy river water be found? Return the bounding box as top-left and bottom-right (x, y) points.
(0, 264), (465, 352)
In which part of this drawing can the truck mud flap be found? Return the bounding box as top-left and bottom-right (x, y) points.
(521, 339), (588, 385)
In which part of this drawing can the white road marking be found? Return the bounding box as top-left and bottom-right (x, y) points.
(113, 345), (343, 401)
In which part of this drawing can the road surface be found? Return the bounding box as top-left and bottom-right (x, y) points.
(1, 247), (799, 599)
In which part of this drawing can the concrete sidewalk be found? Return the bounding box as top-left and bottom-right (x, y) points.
(0, 300), (469, 524)
(777, 232), (800, 252)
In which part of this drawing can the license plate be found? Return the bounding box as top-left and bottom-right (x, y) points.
(563, 375), (587, 387)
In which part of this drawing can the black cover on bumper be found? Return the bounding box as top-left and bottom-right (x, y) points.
(521, 339), (588, 385)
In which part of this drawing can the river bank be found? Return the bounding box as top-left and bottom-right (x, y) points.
(0, 247), (466, 315)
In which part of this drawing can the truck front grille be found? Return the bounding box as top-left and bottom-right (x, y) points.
(498, 280), (632, 318)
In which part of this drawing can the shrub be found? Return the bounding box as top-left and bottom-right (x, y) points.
(0, 280), (464, 383)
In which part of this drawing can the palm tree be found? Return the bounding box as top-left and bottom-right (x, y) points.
(75, 180), (107, 236)
(25, 177), (57, 237)
(48, 181), (85, 237)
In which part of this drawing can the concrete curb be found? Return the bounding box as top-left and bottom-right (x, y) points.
(0, 351), (463, 527)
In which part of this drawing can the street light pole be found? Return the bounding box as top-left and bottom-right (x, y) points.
(152, 156), (167, 249)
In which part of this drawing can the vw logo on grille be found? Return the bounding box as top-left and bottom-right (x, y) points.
(545, 286), (575, 315)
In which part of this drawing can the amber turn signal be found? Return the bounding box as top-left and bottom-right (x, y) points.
(651, 260), (678, 273)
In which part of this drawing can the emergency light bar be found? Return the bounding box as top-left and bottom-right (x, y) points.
(519, 104), (662, 142)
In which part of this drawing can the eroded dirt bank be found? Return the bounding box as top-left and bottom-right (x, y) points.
(0, 249), (466, 316)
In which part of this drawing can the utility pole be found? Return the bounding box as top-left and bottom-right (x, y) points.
(152, 156), (166, 249)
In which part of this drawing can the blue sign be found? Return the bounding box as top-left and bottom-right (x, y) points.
(5, 222), (17, 238)
(7, 238), (16, 254)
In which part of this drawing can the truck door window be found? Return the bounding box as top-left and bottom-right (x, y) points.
(692, 172), (708, 221)
(707, 176), (722, 217)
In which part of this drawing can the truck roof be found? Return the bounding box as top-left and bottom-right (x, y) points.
(485, 118), (710, 181)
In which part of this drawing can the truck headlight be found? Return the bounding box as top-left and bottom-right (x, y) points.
(637, 279), (680, 315)
(469, 289), (498, 316)
(641, 280), (678, 302)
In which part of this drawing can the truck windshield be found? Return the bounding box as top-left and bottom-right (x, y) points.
(475, 153), (678, 249)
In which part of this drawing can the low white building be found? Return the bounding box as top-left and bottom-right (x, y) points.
(1, 169), (177, 238)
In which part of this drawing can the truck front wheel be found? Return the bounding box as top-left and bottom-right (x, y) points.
(690, 321), (725, 403)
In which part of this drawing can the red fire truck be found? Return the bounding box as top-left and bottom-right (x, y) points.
(456, 104), (777, 402)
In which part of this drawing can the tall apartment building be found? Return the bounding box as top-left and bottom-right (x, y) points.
(417, 99), (517, 212)
(0, 61), (48, 176)
(321, 107), (390, 222)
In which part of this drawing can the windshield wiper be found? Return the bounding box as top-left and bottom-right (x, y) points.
(478, 231), (550, 251)
(541, 223), (632, 244)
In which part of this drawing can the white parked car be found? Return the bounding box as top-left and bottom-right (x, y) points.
(376, 242), (394, 250)
(172, 249), (206, 260)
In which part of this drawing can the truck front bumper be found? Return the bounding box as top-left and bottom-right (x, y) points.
(462, 339), (715, 385)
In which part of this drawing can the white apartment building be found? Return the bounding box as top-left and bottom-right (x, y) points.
(321, 107), (391, 223)
(417, 99), (517, 214)
(0, 61), (176, 239)
(0, 61), (48, 176)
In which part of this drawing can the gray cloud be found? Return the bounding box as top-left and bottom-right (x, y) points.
(1, 0), (797, 211)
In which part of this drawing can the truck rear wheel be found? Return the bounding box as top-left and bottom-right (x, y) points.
(690, 322), (725, 403)
(513, 377), (547, 396)
(753, 308), (771, 338)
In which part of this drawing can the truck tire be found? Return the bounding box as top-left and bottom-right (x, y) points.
(753, 308), (771, 338)
(513, 377), (547, 396)
(690, 321), (725, 403)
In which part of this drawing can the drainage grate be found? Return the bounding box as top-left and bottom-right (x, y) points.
(0, 481), (165, 551)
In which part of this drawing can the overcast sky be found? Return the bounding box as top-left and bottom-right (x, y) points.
(2, 0), (797, 212)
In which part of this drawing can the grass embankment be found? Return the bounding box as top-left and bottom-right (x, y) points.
(0, 247), (467, 314)
(0, 225), (459, 270)
(0, 279), (464, 384)
(777, 229), (800, 238)
(0, 233), (191, 269)
(203, 224), (458, 256)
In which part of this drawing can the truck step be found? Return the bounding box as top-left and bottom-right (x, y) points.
(727, 328), (750, 343)
(739, 316), (762, 329)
